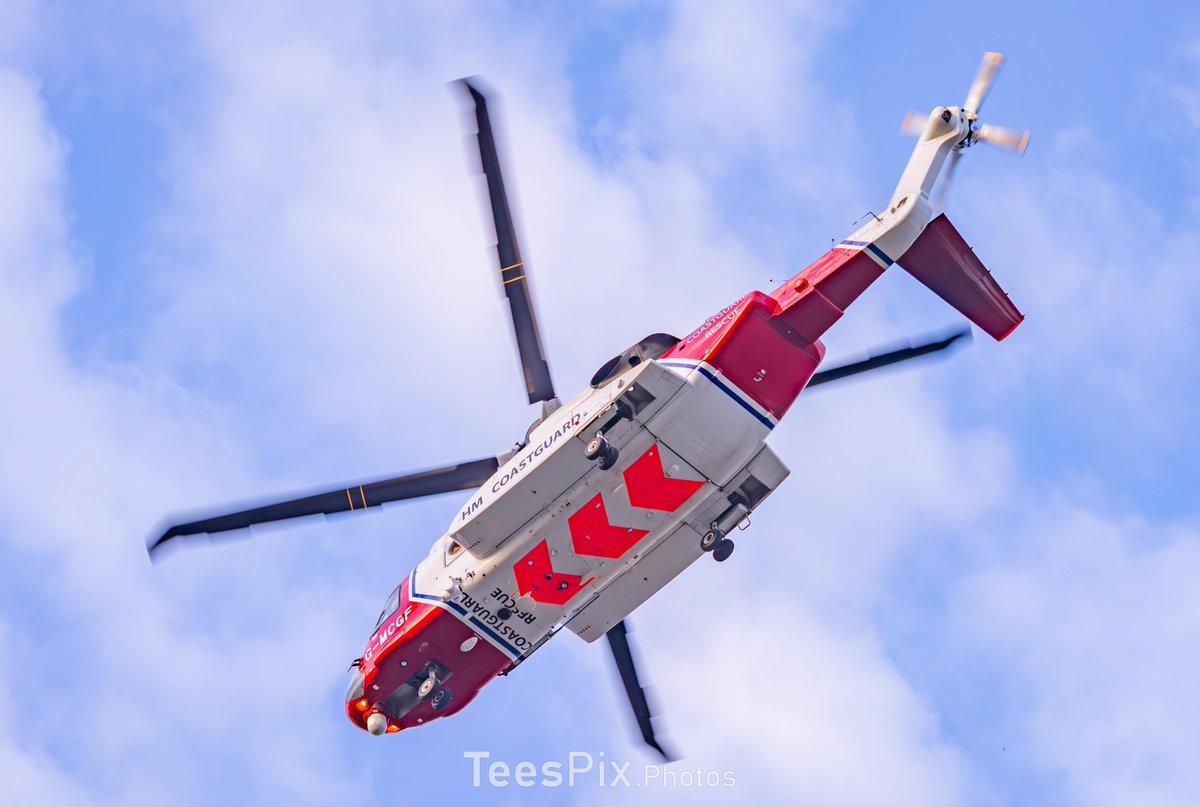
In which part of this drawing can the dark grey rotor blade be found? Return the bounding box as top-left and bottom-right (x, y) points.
(806, 328), (971, 389)
(459, 79), (556, 405)
(606, 620), (674, 760)
(148, 457), (499, 559)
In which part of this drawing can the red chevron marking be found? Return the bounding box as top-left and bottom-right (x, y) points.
(512, 540), (593, 606)
(569, 493), (649, 560)
(623, 445), (704, 512)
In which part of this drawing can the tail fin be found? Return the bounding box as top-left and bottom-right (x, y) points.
(898, 214), (1023, 340)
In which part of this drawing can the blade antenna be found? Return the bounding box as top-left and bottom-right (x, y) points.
(606, 620), (675, 761)
(459, 79), (557, 407)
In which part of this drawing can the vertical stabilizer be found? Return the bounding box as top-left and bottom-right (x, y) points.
(897, 214), (1023, 341)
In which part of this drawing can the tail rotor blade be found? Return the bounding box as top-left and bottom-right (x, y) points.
(148, 457), (500, 559)
(900, 109), (928, 137)
(606, 620), (674, 760)
(976, 124), (1031, 156)
(963, 51), (1005, 118)
(933, 149), (962, 213)
(459, 79), (557, 405)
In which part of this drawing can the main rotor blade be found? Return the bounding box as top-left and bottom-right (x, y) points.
(459, 79), (556, 405)
(963, 51), (1005, 118)
(148, 457), (500, 559)
(606, 620), (674, 761)
(806, 328), (971, 389)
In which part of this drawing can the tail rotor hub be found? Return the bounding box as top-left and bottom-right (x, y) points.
(898, 53), (1031, 209)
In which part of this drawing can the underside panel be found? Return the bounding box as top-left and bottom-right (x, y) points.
(567, 523), (705, 642)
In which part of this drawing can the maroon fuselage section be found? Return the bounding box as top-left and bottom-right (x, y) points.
(346, 575), (509, 734)
(663, 245), (888, 419)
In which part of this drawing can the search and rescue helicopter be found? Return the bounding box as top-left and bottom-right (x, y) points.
(150, 53), (1028, 758)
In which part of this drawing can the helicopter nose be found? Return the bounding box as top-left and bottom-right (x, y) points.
(366, 712), (388, 736)
(347, 698), (402, 734)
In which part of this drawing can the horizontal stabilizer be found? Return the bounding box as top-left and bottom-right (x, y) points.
(898, 214), (1023, 341)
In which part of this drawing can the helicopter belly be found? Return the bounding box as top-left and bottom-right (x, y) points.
(565, 520), (706, 641)
(448, 359), (690, 558)
(646, 357), (777, 485)
(568, 442), (789, 641)
(413, 361), (789, 661)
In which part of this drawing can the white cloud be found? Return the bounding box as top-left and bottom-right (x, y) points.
(621, 0), (853, 192)
(653, 607), (975, 806)
(0, 44), (376, 807)
(946, 506), (1200, 807)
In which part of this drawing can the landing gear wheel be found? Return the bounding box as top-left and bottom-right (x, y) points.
(598, 445), (620, 470)
(700, 528), (724, 553)
(418, 674), (439, 700)
(431, 686), (453, 712)
(585, 434), (610, 461)
(712, 538), (735, 563)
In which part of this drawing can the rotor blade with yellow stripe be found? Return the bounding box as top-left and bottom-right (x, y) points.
(460, 78), (557, 405)
(148, 457), (500, 560)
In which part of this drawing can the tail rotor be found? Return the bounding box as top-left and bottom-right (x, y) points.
(901, 52), (1030, 210)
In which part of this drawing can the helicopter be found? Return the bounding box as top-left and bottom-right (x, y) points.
(150, 53), (1027, 759)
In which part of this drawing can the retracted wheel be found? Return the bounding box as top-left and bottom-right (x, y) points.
(585, 434), (610, 461)
(599, 445), (620, 470)
(712, 538), (735, 563)
(700, 528), (723, 553)
(431, 686), (454, 712)
(418, 674), (439, 700)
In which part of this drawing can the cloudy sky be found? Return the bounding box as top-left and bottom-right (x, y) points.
(1, 0), (1199, 804)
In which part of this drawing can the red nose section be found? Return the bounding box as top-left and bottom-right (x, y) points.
(346, 575), (511, 734)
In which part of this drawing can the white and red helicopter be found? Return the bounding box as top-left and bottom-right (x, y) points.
(151, 53), (1027, 758)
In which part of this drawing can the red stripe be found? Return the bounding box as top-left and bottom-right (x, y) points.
(513, 539), (593, 605)
(623, 446), (703, 512)
(569, 493), (649, 560)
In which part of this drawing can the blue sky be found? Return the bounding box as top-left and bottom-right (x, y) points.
(2, 1), (1199, 804)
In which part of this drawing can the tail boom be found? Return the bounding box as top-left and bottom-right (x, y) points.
(661, 100), (1023, 423)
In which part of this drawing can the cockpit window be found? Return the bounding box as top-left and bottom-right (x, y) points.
(444, 538), (465, 565)
(375, 586), (401, 629)
(345, 669), (365, 702)
(589, 333), (680, 388)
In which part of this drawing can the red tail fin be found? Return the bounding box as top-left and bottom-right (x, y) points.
(898, 214), (1023, 340)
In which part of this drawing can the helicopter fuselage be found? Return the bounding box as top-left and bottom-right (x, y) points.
(152, 61), (1026, 754)
(345, 232), (918, 734)
(341, 103), (1011, 733)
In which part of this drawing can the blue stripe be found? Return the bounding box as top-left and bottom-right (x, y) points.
(866, 243), (894, 266)
(660, 361), (775, 430)
(838, 239), (894, 267)
(466, 615), (525, 660)
(409, 575), (524, 659)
